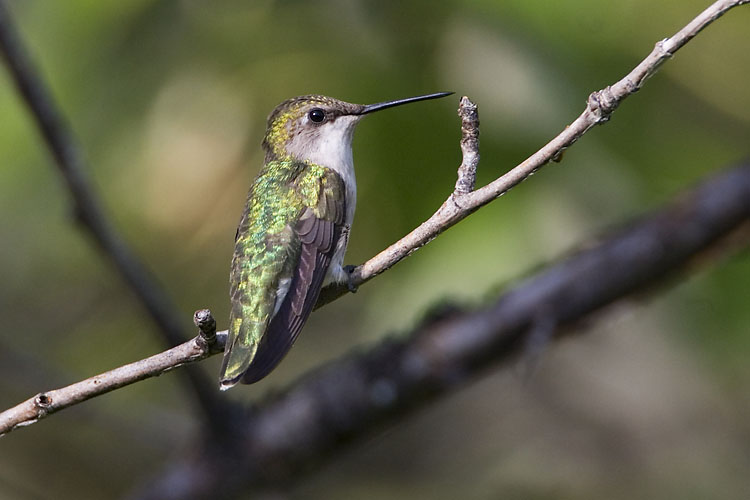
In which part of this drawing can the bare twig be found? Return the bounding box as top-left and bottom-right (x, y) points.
(194, 309), (218, 347)
(454, 96), (479, 194)
(0, 0), (229, 428)
(0, 313), (227, 436)
(131, 163), (750, 500)
(316, 0), (750, 307)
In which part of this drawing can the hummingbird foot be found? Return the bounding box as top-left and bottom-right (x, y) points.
(343, 265), (359, 293)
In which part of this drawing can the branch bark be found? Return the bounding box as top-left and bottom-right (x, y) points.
(0, 312), (225, 436)
(130, 161), (750, 500)
(0, 0), (229, 430)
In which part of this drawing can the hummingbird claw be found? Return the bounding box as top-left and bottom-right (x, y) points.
(343, 265), (359, 293)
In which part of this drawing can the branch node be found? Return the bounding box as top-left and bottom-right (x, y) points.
(454, 96), (480, 195)
(34, 393), (52, 413)
(654, 38), (674, 59)
(194, 309), (217, 348)
(622, 77), (639, 95)
(450, 192), (471, 211)
(587, 86), (619, 123)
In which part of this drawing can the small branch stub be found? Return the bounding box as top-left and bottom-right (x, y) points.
(587, 87), (619, 123)
(0, 332), (222, 436)
(454, 96), (479, 195)
(194, 309), (217, 344)
(34, 393), (52, 417)
(193, 309), (228, 354)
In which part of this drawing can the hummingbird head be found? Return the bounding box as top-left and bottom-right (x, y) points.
(261, 92), (453, 168)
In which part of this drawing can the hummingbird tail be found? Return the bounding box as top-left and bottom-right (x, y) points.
(218, 314), (258, 390)
(219, 376), (240, 391)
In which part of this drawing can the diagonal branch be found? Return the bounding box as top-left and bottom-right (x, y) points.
(0, 311), (225, 436)
(316, 0), (750, 307)
(0, 0), (229, 430)
(131, 162), (750, 500)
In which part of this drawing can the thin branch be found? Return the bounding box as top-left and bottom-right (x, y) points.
(131, 162), (750, 500)
(316, 0), (750, 307)
(454, 96), (479, 194)
(0, 313), (226, 436)
(0, 0), (229, 429)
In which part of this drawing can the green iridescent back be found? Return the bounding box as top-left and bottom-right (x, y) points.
(221, 158), (344, 384)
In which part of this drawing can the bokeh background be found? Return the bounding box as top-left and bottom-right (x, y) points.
(1, 0), (749, 499)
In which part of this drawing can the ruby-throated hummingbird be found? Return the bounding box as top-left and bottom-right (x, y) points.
(219, 92), (452, 389)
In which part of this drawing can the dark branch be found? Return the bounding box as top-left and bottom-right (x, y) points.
(131, 163), (750, 500)
(0, 0), (228, 430)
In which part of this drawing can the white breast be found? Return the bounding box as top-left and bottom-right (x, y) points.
(285, 114), (362, 284)
(287, 114), (360, 227)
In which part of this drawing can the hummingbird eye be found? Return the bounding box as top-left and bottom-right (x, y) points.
(308, 108), (326, 123)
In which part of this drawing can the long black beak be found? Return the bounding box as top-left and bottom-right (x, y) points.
(359, 91), (453, 115)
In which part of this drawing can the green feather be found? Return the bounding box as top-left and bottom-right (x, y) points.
(220, 159), (344, 387)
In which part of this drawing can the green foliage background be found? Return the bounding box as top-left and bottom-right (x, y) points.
(1, 1), (748, 498)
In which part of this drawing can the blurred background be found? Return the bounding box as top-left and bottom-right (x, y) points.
(1, 0), (749, 498)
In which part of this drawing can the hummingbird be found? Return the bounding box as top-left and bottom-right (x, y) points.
(219, 91), (453, 389)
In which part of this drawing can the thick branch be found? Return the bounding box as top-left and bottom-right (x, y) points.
(316, 0), (750, 307)
(132, 162), (750, 500)
(0, 0), (228, 429)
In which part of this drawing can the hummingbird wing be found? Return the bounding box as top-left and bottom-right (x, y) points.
(220, 161), (346, 388)
(239, 207), (341, 384)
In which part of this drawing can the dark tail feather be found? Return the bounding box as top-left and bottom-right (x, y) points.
(240, 249), (329, 384)
(219, 313), (258, 390)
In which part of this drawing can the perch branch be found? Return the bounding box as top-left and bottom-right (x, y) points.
(316, 0), (750, 307)
(0, 0), (229, 429)
(0, 313), (226, 436)
(132, 162), (750, 500)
